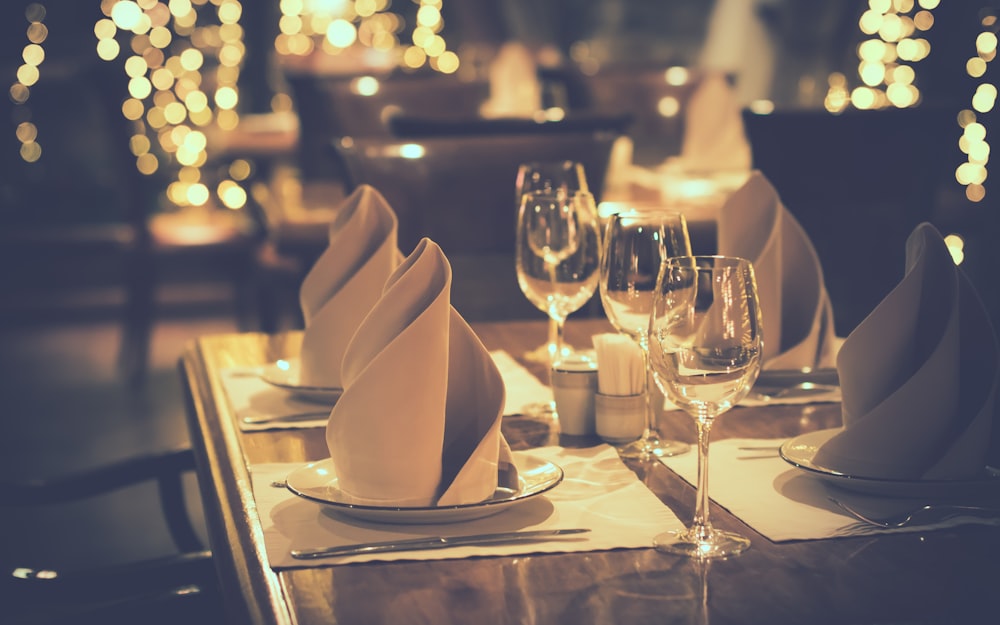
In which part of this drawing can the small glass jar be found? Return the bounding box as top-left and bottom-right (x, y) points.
(551, 357), (598, 436)
(595, 392), (646, 444)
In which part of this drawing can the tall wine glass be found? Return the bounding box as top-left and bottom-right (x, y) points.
(516, 191), (601, 368)
(515, 161), (590, 364)
(600, 208), (693, 460)
(648, 256), (763, 558)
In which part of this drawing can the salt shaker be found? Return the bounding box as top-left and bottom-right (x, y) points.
(551, 356), (598, 436)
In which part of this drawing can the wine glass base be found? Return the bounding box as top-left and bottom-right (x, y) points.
(616, 434), (690, 460)
(520, 401), (557, 420)
(523, 342), (574, 365)
(653, 528), (750, 559)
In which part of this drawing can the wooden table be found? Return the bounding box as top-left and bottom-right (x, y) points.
(180, 318), (999, 625)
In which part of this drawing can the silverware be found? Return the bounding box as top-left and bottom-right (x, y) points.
(748, 382), (841, 402)
(290, 528), (591, 559)
(829, 497), (1000, 529)
(756, 367), (839, 387)
(242, 411), (330, 425)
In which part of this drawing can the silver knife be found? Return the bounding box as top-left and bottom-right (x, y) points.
(242, 411), (330, 425)
(290, 528), (591, 559)
(756, 367), (840, 388)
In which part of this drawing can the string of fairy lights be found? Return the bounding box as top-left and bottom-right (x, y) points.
(956, 11), (996, 205)
(7, 2), (994, 208)
(94, 0), (251, 211)
(275, 0), (459, 74)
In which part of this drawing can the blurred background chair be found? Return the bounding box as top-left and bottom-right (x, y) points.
(1, 53), (264, 388)
(284, 67), (490, 185)
(742, 105), (959, 337)
(540, 63), (707, 167)
(331, 125), (624, 321)
(0, 447), (219, 625)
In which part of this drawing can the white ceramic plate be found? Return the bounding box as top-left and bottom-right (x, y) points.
(260, 358), (342, 404)
(779, 428), (1000, 499)
(285, 455), (564, 524)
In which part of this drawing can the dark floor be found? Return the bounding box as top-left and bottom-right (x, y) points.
(0, 291), (239, 578)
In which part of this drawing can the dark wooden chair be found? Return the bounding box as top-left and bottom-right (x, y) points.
(539, 63), (706, 166)
(742, 105), (959, 336)
(0, 447), (219, 625)
(0, 53), (265, 386)
(331, 127), (623, 321)
(284, 68), (490, 184)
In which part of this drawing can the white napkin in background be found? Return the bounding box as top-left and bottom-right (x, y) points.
(675, 72), (752, 173)
(327, 238), (514, 507)
(717, 171), (837, 370)
(480, 41), (541, 118)
(298, 184), (403, 388)
(254, 445), (682, 568)
(814, 223), (1000, 480)
(659, 438), (1000, 542)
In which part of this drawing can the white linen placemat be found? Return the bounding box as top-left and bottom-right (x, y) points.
(659, 437), (1000, 541)
(223, 350), (553, 431)
(252, 445), (682, 568)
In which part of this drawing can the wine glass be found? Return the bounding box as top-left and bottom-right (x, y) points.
(515, 161), (590, 364)
(599, 208), (693, 459)
(648, 255), (763, 558)
(516, 190), (601, 368)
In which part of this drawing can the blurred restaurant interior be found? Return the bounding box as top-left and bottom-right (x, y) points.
(1, 0), (998, 622)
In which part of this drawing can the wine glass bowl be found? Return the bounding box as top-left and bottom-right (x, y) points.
(515, 160), (592, 365)
(599, 208), (693, 460)
(516, 191), (601, 356)
(648, 255), (763, 558)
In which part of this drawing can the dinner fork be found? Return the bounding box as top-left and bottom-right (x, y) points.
(829, 497), (1000, 529)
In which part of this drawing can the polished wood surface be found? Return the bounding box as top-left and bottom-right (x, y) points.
(180, 318), (999, 625)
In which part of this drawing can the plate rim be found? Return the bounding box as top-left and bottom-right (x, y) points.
(779, 427), (1000, 489)
(285, 453), (564, 514)
(261, 358), (343, 395)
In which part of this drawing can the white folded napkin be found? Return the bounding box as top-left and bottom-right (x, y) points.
(480, 41), (541, 119)
(254, 445), (682, 568)
(298, 184), (403, 388)
(717, 171), (838, 369)
(813, 223), (1000, 480)
(660, 438), (1000, 542)
(326, 238), (514, 507)
(675, 72), (752, 173)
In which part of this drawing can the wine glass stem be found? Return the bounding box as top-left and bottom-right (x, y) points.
(545, 261), (566, 365)
(692, 417), (715, 539)
(551, 316), (566, 366)
(638, 340), (656, 442)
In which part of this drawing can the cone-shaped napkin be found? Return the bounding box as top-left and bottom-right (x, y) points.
(298, 185), (403, 388)
(325, 238), (517, 506)
(717, 171), (837, 369)
(480, 41), (541, 119)
(813, 223), (999, 480)
(676, 72), (752, 173)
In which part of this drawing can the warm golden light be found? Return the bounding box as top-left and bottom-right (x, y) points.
(664, 66), (690, 86)
(111, 1), (144, 30)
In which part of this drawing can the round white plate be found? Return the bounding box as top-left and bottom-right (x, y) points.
(779, 428), (1000, 498)
(285, 455), (564, 524)
(261, 358), (342, 404)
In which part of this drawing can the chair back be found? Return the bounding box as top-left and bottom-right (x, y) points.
(285, 69), (489, 182)
(742, 106), (958, 336)
(332, 129), (622, 320)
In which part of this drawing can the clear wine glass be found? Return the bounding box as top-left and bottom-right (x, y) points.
(599, 208), (693, 460)
(648, 255), (763, 558)
(515, 161), (590, 364)
(516, 190), (601, 368)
